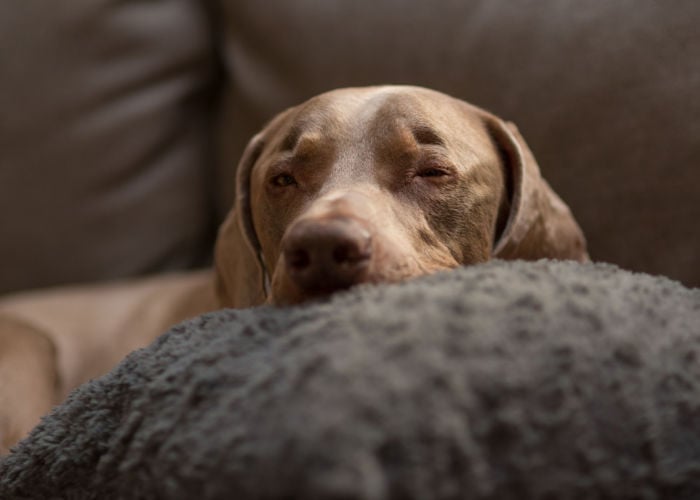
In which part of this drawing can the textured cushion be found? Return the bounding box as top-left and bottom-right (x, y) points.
(216, 0), (700, 286)
(2, 261), (699, 499)
(0, 0), (217, 294)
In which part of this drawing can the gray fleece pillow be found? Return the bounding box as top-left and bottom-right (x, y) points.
(1, 260), (699, 499)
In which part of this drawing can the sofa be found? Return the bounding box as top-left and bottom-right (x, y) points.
(1, 1), (698, 498)
(1, 0), (698, 293)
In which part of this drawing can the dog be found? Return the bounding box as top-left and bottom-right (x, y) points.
(0, 85), (587, 453)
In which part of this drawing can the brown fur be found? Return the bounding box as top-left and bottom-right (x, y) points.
(0, 86), (587, 453)
(217, 86), (587, 306)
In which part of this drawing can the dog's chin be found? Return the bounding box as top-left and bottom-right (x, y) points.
(267, 259), (457, 307)
(266, 276), (363, 307)
(267, 288), (346, 307)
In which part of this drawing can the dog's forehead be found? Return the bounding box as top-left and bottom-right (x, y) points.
(282, 87), (486, 145)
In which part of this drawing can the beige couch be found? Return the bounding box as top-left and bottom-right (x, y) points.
(1, 0), (698, 296)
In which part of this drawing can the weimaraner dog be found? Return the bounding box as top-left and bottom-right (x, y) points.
(0, 86), (587, 453)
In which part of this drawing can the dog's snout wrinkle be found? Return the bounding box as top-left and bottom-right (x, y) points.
(282, 217), (372, 294)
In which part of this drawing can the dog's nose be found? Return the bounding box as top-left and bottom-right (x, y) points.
(282, 217), (372, 295)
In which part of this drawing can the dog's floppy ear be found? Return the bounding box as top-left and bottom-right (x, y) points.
(485, 116), (589, 261)
(214, 131), (268, 308)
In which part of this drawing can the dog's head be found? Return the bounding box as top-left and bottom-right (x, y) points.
(215, 86), (587, 307)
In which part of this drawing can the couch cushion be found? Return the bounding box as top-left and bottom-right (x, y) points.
(0, 0), (217, 294)
(216, 0), (700, 286)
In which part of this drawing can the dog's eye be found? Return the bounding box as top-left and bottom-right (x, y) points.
(270, 173), (297, 187)
(416, 167), (449, 178)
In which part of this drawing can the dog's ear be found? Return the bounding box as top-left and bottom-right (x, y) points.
(484, 116), (589, 261)
(214, 132), (268, 308)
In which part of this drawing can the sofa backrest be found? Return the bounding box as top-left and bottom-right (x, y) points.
(0, 0), (217, 294)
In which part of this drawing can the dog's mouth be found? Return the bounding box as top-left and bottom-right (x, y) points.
(268, 250), (457, 307)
